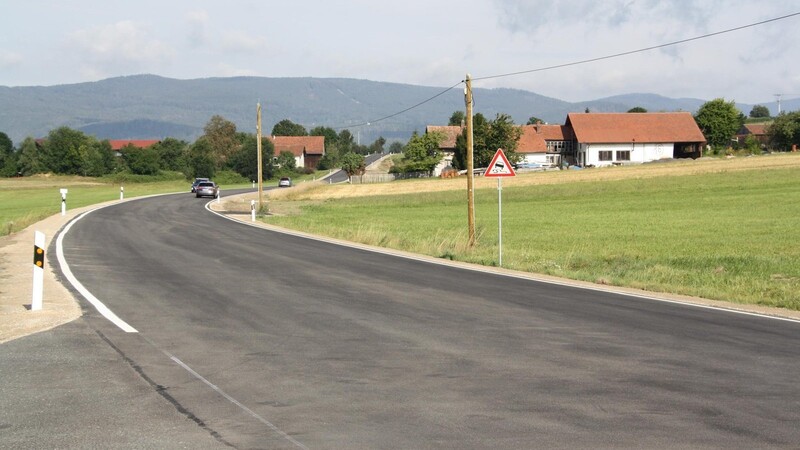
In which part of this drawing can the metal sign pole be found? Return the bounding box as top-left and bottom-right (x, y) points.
(498, 177), (502, 267)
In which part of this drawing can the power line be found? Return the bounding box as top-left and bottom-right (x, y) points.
(336, 11), (800, 131)
(332, 81), (463, 130)
(472, 12), (800, 82)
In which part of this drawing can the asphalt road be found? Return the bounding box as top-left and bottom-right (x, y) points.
(35, 190), (800, 448)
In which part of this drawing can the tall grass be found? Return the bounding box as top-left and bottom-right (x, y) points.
(266, 167), (800, 310)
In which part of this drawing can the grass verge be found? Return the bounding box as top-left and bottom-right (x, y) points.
(264, 156), (800, 310)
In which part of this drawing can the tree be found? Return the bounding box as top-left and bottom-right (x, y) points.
(203, 115), (238, 168)
(45, 127), (89, 174)
(271, 119), (307, 136)
(276, 150), (297, 171)
(0, 132), (15, 177)
(526, 116), (544, 124)
(122, 144), (161, 175)
(227, 134), (275, 180)
(81, 140), (115, 177)
(187, 138), (216, 179)
(368, 136), (386, 154)
(451, 113), (523, 169)
(449, 111), (465, 126)
(310, 126), (338, 146)
(153, 138), (188, 171)
(16, 137), (46, 176)
(340, 152), (365, 181)
(749, 105), (771, 118)
(394, 131), (444, 175)
(388, 141), (404, 154)
(694, 98), (745, 150)
(766, 111), (800, 151)
(337, 130), (355, 154)
(627, 107), (648, 113)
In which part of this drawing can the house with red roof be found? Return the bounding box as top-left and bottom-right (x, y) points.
(425, 125), (462, 175)
(516, 123), (575, 167)
(268, 136), (325, 169)
(108, 139), (161, 156)
(426, 111), (705, 171)
(566, 112), (705, 166)
(735, 123), (769, 147)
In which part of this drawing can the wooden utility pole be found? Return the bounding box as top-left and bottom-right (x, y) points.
(465, 74), (476, 247)
(257, 102), (264, 211)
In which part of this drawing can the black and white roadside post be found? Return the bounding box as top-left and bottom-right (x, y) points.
(120, 186), (124, 200)
(32, 231), (45, 311)
(59, 188), (68, 216)
(484, 148), (516, 268)
(216, 187), (221, 204)
(251, 200), (256, 222)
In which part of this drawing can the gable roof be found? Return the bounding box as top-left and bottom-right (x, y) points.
(269, 136), (325, 157)
(109, 139), (160, 150)
(425, 125), (462, 149)
(566, 112), (706, 144)
(740, 123), (768, 136)
(517, 124), (573, 153)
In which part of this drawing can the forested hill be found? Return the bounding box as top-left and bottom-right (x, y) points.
(0, 74), (753, 144)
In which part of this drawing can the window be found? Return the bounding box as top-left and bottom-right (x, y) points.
(616, 150), (631, 161)
(599, 151), (612, 161)
(546, 140), (572, 153)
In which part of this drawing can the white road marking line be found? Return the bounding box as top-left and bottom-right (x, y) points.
(168, 354), (309, 450)
(56, 209), (138, 333)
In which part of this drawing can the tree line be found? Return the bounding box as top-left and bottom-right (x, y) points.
(2, 102), (798, 180)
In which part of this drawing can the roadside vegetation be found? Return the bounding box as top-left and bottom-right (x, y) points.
(263, 154), (800, 311)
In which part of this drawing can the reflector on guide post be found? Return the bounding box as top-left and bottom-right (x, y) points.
(484, 148), (516, 177)
(33, 244), (45, 269)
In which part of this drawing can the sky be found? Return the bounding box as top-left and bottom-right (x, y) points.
(1, 0), (799, 105)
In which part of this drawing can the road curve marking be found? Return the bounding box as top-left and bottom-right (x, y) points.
(57, 209), (138, 333)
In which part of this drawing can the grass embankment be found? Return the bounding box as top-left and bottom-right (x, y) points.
(0, 176), (187, 236)
(264, 155), (800, 310)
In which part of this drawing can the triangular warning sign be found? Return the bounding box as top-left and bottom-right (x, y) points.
(484, 148), (516, 177)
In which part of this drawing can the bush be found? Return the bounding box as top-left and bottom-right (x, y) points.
(212, 169), (249, 185)
(101, 170), (186, 184)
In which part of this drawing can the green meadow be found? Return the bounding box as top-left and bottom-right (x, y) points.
(265, 167), (800, 310)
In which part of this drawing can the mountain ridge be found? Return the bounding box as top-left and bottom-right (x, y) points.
(1, 74), (791, 144)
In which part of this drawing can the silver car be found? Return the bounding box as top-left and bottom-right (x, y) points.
(195, 181), (218, 198)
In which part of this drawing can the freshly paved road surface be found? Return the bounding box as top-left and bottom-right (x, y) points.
(12, 190), (800, 448)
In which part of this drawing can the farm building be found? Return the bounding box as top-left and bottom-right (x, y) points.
(565, 112), (706, 167)
(268, 136), (325, 169)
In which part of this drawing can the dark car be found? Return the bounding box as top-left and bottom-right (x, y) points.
(195, 181), (219, 198)
(191, 178), (209, 193)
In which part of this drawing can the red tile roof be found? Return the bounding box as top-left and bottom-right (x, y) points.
(566, 112), (706, 144)
(742, 123), (768, 135)
(425, 125), (463, 149)
(517, 124), (573, 153)
(268, 136), (325, 157)
(109, 140), (160, 150)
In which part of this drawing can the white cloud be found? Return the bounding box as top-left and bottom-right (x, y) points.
(0, 50), (23, 68)
(220, 31), (269, 53)
(67, 21), (174, 78)
(215, 63), (258, 78)
(186, 10), (209, 47)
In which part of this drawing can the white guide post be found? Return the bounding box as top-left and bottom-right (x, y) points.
(60, 189), (68, 216)
(216, 188), (221, 204)
(120, 186), (124, 200)
(31, 231), (45, 311)
(251, 200), (256, 222)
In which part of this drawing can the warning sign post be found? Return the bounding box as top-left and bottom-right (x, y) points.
(484, 149), (516, 267)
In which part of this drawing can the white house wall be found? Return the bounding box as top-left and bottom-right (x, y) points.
(520, 153), (548, 165)
(579, 142), (675, 166)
